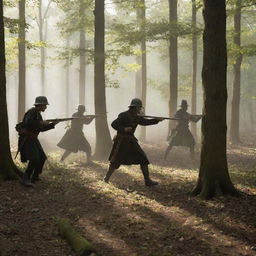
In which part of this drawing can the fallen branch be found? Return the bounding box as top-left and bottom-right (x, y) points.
(57, 218), (97, 256)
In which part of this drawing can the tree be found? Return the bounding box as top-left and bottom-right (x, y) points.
(93, 0), (112, 159)
(168, 0), (178, 132)
(138, 0), (147, 142)
(18, 0), (26, 122)
(37, 0), (52, 95)
(190, 0), (198, 138)
(230, 0), (242, 144)
(191, 0), (239, 199)
(79, 0), (86, 105)
(0, 0), (18, 180)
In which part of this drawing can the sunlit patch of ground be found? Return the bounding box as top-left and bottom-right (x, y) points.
(0, 143), (255, 256)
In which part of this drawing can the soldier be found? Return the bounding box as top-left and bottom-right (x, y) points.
(18, 96), (59, 187)
(164, 99), (201, 160)
(103, 98), (164, 186)
(57, 105), (94, 163)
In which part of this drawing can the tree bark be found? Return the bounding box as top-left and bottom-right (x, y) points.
(18, 0), (26, 122)
(191, 0), (198, 139)
(135, 55), (142, 98)
(230, 0), (242, 144)
(191, 0), (239, 199)
(139, 0), (147, 142)
(94, 0), (112, 159)
(0, 1), (18, 180)
(79, 1), (86, 105)
(65, 37), (70, 116)
(168, 0), (178, 133)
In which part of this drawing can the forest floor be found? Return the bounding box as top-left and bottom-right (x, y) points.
(0, 142), (256, 256)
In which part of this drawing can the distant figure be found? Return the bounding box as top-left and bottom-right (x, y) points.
(18, 96), (59, 187)
(164, 99), (201, 160)
(57, 105), (94, 163)
(103, 98), (164, 186)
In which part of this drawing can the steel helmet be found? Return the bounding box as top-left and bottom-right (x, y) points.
(129, 98), (143, 108)
(180, 99), (188, 107)
(77, 104), (86, 112)
(34, 96), (49, 105)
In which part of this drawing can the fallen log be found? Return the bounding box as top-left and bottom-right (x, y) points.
(57, 218), (97, 256)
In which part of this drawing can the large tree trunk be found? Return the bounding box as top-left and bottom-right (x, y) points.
(79, 30), (86, 105)
(191, 0), (239, 199)
(168, 0), (178, 133)
(191, 0), (198, 139)
(65, 38), (70, 116)
(18, 0), (26, 122)
(0, 2), (18, 180)
(93, 0), (112, 159)
(139, 0), (147, 142)
(230, 0), (242, 144)
(39, 0), (45, 95)
(79, 1), (86, 105)
(135, 55), (141, 98)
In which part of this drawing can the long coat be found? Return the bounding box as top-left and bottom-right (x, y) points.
(168, 109), (195, 148)
(109, 110), (159, 165)
(57, 112), (93, 153)
(18, 107), (55, 163)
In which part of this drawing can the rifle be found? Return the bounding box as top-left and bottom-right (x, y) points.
(45, 118), (74, 123)
(139, 115), (181, 121)
(45, 114), (106, 123)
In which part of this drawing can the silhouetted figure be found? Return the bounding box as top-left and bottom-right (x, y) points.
(103, 98), (164, 186)
(18, 96), (59, 187)
(164, 99), (201, 160)
(57, 105), (94, 163)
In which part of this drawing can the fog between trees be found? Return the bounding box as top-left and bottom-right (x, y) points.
(4, 0), (256, 151)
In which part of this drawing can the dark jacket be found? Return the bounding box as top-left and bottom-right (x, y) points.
(57, 112), (93, 153)
(168, 109), (195, 147)
(18, 107), (55, 163)
(109, 110), (159, 165)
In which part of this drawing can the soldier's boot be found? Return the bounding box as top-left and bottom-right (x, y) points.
(21, 173), (35, 188)
(141, 165), (158, 186)
(60, 151), (71, 162)
(164, 146), (172, 160)
(103, 165), (116, 183)
(190, 147), (195, 160)
(31, 174), (40, 183)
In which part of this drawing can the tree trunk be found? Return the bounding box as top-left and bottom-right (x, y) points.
(39, 0), (45, 95)
(191, 0), (198, 139)
(139, 0), (147, 142)
(0, 2), (18, 180)
(79, 1), (86, 105)
(18, 0), (26, 122)
(94, 0), (112, 159)
(230, 0), (242, 144)
(135, 55), (141, 98)
(168, 0), (178, 133)
(65, 38), (70, 116)
(191, 0), (239, 199)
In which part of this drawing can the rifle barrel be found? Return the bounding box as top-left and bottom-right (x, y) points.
(141, 115), (180, 120)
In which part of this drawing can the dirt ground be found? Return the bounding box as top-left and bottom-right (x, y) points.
(0, 143), (256, 256)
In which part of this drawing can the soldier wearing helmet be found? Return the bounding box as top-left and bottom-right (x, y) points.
(18, 96), (59, 187)
(57, 104), (94, 163)
(164, 99), (201, 160)
(103, 98), (164, 186)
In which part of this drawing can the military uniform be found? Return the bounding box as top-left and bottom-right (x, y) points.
(109, 110), (159, 167)
(104, 98), (162, 186)
(167, 109), (195, 148)
(18, 96), (57, 186)
(165, 99), (200, 160)
(57, 112), (92, 154)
